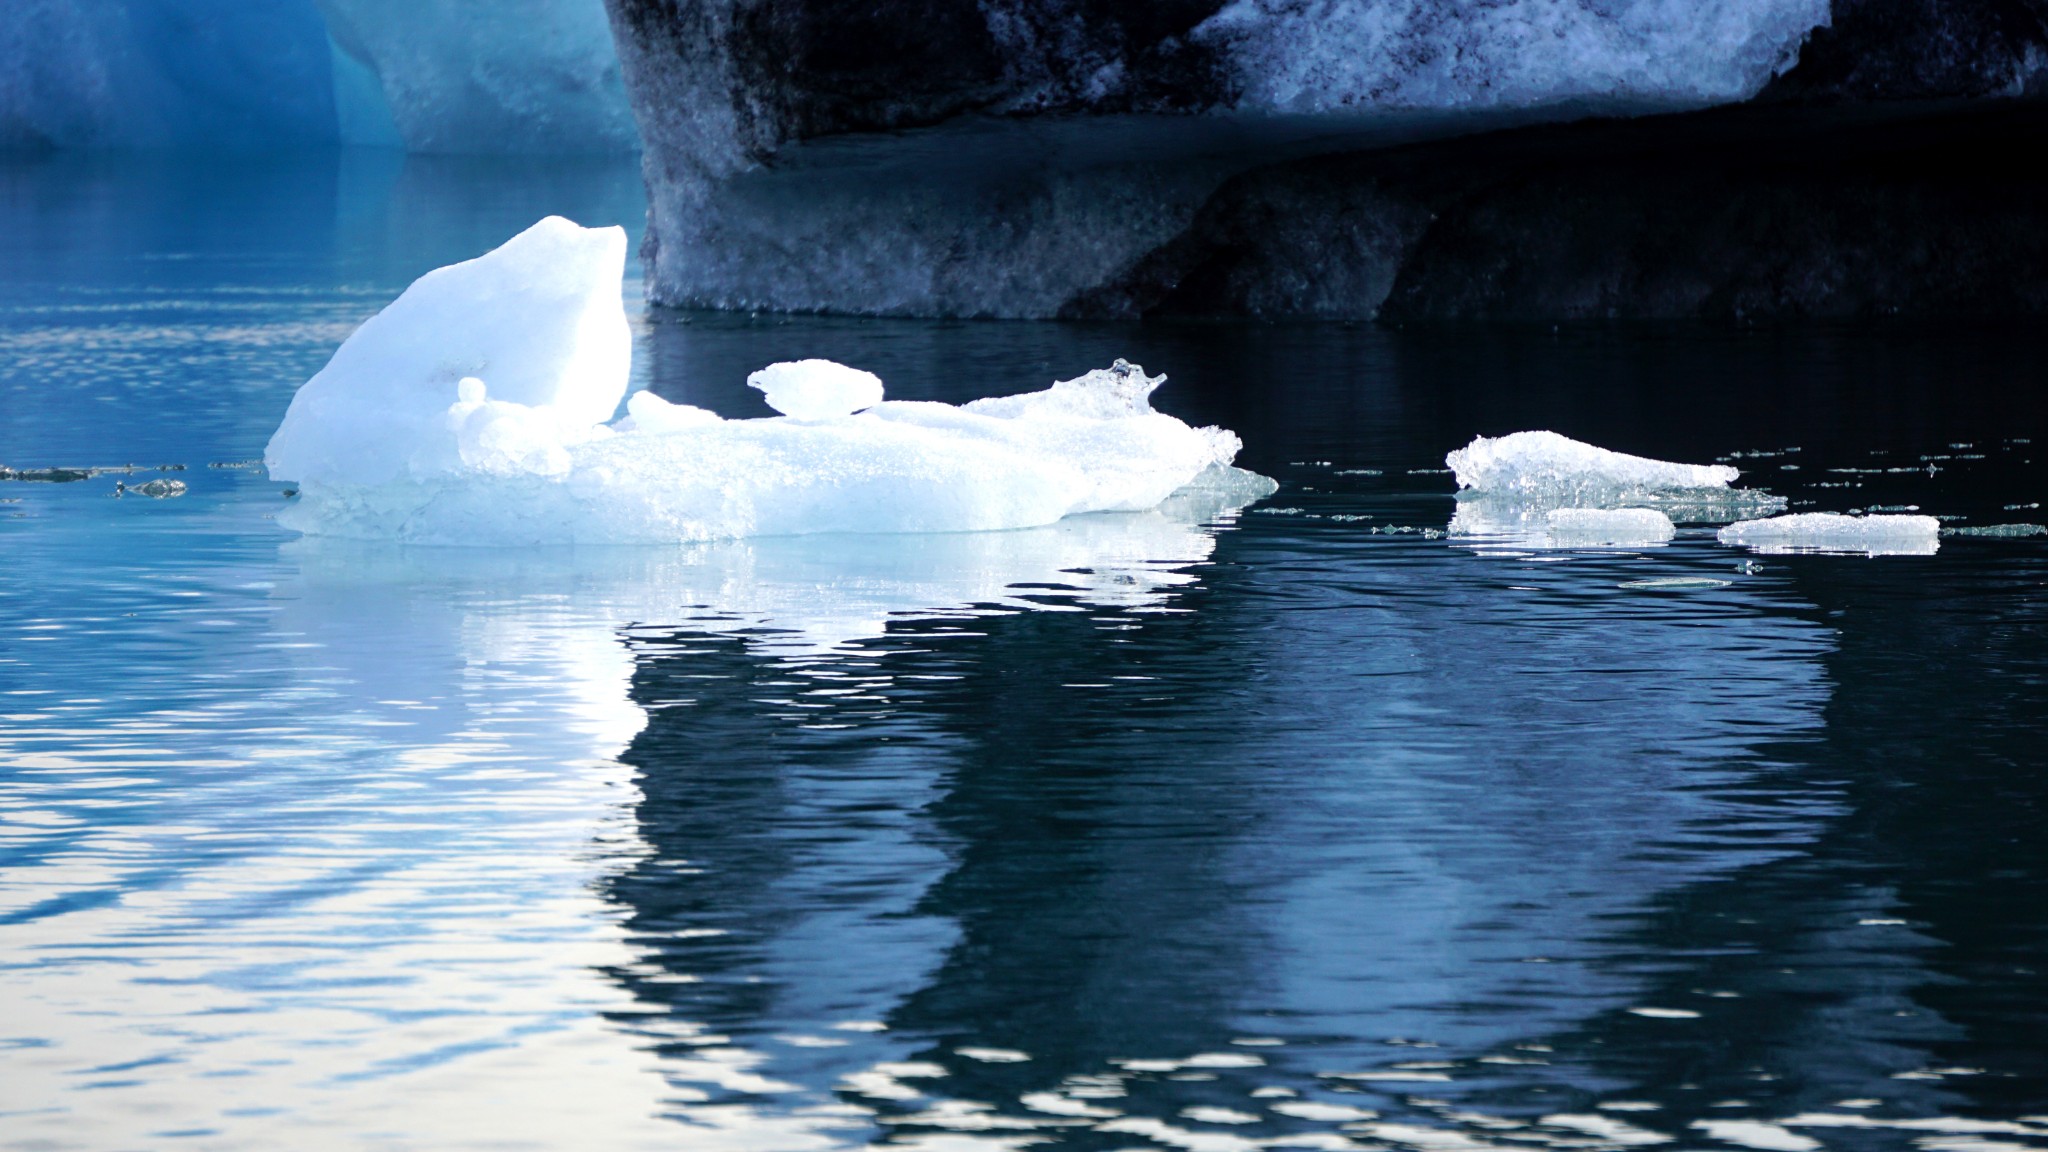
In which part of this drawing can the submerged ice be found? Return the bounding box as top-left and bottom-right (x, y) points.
(264, 217), (1263, 545)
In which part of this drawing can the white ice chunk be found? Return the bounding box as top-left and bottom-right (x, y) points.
(748, 360), (884, 420)
(1446, 431), (1784, 521)
(266, 219), (1263, 545)
(1717, 513), (1941, 556)
(1448, 431), (1738, 500)
(266, 215), (630, 487)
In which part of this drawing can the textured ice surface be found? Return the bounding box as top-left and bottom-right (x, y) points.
(1195, 0), (1829, 114)
(1718, 513), (1941, 556)
(266, 218), (1262, 544)
(1447, 431), (1784, 519)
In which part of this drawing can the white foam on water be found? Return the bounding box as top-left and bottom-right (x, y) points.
(1717, 512), (1942, 556)
(265, 218), (1266, 545)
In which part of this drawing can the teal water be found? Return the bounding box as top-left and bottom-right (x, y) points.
(2, 152), (2046, 1151)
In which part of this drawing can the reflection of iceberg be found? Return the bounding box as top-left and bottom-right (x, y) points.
(1446, 430), (1784, 520)
(285, 467), (1264, 660)
(1450, 502), (1676, 549)
(1718, 512), (1941, 556)
(266, 217), (1259, 544)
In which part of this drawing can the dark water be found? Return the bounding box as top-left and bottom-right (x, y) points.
(2, 152), (2046, 1151)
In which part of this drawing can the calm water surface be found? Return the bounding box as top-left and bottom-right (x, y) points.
(2, 153), (2046, 1151)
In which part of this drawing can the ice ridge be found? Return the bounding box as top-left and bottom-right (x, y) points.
(264, 218), (1266, 545)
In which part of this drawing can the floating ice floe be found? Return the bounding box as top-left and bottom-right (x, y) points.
(264, 217), (1268, 544)
(1717, 513), (1941, 557)
(1446, 431), (1784, 520)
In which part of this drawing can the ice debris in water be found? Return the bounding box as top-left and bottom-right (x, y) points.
(1718, 513), (1941, 556)
(1446, 430), (1783, 518)
(264, 217), (1266, 545)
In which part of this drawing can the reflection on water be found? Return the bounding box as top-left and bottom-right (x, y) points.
(3, 153), (2048, 1150)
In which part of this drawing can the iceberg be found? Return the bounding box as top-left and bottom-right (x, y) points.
(264, 217), (1265, 545)
(1445, 430), (1785, 519)
(1717, 513), (1941, 556)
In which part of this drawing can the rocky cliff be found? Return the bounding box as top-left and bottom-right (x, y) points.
(605, 0), (2048, 320)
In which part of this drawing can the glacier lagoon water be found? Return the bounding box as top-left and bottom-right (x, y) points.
(3, 151), (2047, 1151)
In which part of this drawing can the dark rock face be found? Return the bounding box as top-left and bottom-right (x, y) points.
(1761, 0), (2048, 101)
(1076, 100), (2048, 322)
(604, 0), (1231, 167)
(608, 0), (2048, 321)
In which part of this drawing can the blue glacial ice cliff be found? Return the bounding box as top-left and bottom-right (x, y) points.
(1, 0), (633, 151)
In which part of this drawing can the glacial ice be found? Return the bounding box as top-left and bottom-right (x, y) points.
(1, 0), (342, 149)
(1446, 431), (1785, 519)
(314, 0), (637, 153)
(265, 217), (1264, 545)
(1, 0), (633, 152)
(1717, 513), (1941, 556)
(1194, 0), (1829, 114)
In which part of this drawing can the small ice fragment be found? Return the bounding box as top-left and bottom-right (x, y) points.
(1543, 1114), (1673, 1145)
(1627, 1007), (1701, 1019)
(1689, 1120), (1820, 1151)
(957, 1047), (1031, 1063)
(120, 479), (187, 498)
(1717, 513), (1941, 556)
(1182, 1106), (1261, 1125)
(1182, 1052), (1265, 1068)
(1947, 523), (2046, 537)
(1619, 577), (1731, 590)
(748, 360), (884, 420)
(1272, 1101), (1380, 1121)
(1020, 1092), (1119, 1118)
(1447, 431), (1739, 501)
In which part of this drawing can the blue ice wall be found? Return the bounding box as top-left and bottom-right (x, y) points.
(1, 0), (340, 149)
(0, 0), (636, 153)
